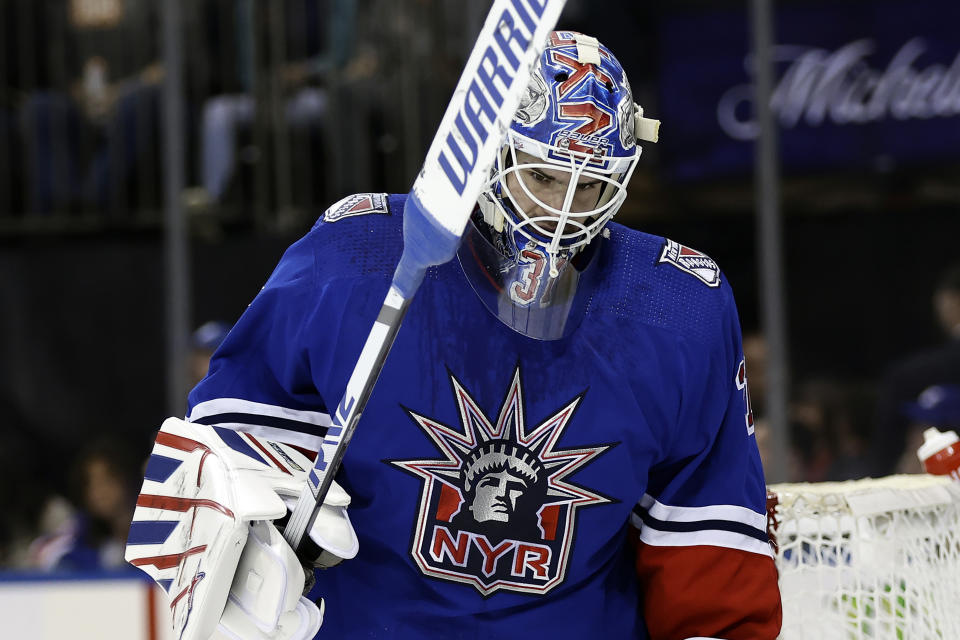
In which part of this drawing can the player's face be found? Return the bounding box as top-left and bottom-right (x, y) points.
(506, 151), (603, 233)
(470, 469), (529, 523)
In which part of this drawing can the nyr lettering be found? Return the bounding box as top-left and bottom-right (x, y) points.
(429, 525), (553, 581)
(438, 0), (541, 194)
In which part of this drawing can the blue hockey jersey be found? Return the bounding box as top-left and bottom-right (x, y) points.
(187, 193), (781, 639)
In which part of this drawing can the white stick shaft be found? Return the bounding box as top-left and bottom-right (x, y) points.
(284, 286), (410, 548)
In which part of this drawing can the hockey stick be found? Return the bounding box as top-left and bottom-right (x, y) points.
(283, 0), (568, 552)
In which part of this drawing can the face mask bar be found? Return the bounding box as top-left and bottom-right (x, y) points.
(484, 131), (641, 277)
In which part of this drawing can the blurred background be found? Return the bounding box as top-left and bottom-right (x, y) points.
(1, 0), (959, 581)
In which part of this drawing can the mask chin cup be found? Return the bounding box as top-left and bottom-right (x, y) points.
(456, 217), (605, 341)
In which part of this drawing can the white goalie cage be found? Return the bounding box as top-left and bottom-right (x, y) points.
(767, 475), (960, 640)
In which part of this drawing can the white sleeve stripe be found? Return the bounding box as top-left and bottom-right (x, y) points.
(638, 493), (767, 531)
(638, 526), (775, 559)
(188, 398), (332, 427)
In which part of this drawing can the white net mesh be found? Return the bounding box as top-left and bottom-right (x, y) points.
(768, 475), (960, 640)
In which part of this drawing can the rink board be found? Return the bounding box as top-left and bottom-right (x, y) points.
(0, 572), (172, 640)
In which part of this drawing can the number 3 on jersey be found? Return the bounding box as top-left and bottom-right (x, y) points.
(735, 358), (755, 436)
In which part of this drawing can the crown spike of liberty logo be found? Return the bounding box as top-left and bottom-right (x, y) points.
(396, 366), (610, 507)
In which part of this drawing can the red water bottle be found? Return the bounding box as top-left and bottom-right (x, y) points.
(917, 427), (960, 481)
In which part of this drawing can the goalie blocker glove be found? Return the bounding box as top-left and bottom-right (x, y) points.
(124, 418), (358, 640)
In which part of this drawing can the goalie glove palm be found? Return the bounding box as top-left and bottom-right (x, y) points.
(125, 418), (358, 640)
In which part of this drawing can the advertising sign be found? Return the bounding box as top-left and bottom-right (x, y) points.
(658, 0), (960, 180)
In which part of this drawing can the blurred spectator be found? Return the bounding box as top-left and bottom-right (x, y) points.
(934, 266), (960, 338)
(894, 384), (960, 475)
(788, 377), (874, 482)
(868, 264), (960, 476)
(29, 440), (141, 572)
(1, 1), (46, 213)
(18, 0), (163, 214)
(190, 320), (232, 388)
(822, 381), (875, 481)
(190, 0), (367, 207)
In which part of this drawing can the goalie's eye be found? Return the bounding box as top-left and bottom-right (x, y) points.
(528, 170), (554, 184)
(577, 180), (601, 191)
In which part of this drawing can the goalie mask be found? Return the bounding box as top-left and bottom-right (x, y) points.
(459, 31), (660, 340)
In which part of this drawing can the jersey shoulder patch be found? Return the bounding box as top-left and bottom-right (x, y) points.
(323, 193), (390, 223)
(658, 239), (721, 288)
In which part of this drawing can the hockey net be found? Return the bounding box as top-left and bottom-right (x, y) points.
(767, 475), (960, 640)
